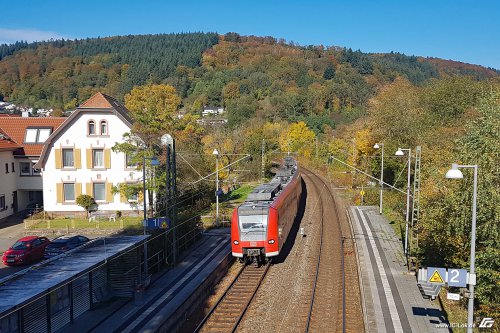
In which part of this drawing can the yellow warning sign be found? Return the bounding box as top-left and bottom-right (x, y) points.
(429, 270), (444, 283)
(360, 190), (365, 196)
(161, 221), (167, 229)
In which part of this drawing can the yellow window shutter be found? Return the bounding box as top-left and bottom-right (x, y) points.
(106, 182), (114, 202)
(104, 149), (111, 169)
(120, 192), (128, 203)
(75, 183), (82, 198)
(74, 149), (81, 169)
(86, 149), (92, 169)
(86, 183), (92, 196)
(55, 149), (62, 169)
(56, 183), (63, 203)
(119, 184), (128, 203)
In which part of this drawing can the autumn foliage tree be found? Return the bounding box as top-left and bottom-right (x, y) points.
(279, 121), (316, 158)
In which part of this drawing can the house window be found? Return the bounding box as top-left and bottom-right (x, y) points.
(88, 121), (96, 135)
(62, 149), (74, 168)
(0, 195), (5, 210)
(63, 183), (75, 201)
(92, 149), (104, 168)
(5, 163), (8, 173)
(25, 129), (38, 143)
(32, 163), (41, 175)
(100, 121), (108, 135)
(93, 183), (105, 201)
(20, 162), (31, 176)
(11, 162), (15, 173)
(38, 129), (51, 142)
(125, 153), (137, 168)
(24, 128), (52, 143)
(128, 193), (138, 202)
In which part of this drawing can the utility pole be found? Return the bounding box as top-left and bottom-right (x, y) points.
(261, 139), (265, 182)
(161, 134), (177, 264)
(411, 146), (422, 253)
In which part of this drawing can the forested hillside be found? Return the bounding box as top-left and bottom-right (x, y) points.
(0, 32), (497, 116)
(0, 33), (219, 110)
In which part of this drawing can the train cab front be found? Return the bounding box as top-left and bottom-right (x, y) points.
(231, 204), (270, 265)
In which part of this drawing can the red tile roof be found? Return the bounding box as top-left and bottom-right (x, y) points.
(79, 92), (115, 109)
(0, 139), (21, 151)
(0, 117), (66, 156)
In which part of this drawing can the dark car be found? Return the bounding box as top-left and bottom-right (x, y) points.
(2, 236), (50, 266)
(44, 235), (90, 259)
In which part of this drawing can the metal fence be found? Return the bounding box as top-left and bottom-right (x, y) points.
(0, 223), (203, 333)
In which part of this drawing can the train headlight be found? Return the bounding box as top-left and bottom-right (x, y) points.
(268, 239), (275, 244)
(233, 240), (239, 245)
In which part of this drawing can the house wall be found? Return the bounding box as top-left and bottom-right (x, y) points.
(0, 151), (17, 219)
(41, 112), (143, 216)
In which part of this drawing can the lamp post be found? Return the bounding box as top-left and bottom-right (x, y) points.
(395, 147), (411, 259)
(142, 155), (159, 275)
(446, 163), (478, 333)
(374, 143), (384, 214)
(213, 149), (219, 226)
(161, 134), (177, 264)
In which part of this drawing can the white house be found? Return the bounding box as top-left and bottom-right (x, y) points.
(202, 106), (224, 117)
(0, 136), (20, 220)
(35, 92), (143, 217)
(0, 117), (66, 220)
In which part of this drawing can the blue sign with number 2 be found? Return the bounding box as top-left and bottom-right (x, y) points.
(447, 268), (467, 287)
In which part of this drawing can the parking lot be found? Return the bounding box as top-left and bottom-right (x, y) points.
(0, 214), (28, 278)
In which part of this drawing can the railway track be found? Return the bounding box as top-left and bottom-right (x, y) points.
(302, 169), (346, 333)
(195, 262), (271, 333)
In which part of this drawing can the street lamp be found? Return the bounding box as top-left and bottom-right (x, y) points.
(395, 147), (411, 259)
(213, 148), (219, 226)
(142, 155), (159, 275)
(446, 163), (478, 333)
(374, 143), (384, 214)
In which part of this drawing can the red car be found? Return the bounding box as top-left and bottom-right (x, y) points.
(2, 236), (50, 266)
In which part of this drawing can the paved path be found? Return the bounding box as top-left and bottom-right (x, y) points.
(350, 206), (450, 333)
(0, 214), (27, 278)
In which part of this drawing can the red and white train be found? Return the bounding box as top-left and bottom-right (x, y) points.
(231, 157), (302, 263)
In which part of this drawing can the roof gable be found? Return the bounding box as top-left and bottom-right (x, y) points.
(35, 92), (133, 168)
(79, 92), (115, 109)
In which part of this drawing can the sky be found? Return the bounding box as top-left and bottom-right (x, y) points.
(1, 0), (499, 69)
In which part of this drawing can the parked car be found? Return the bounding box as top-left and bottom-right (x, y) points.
(2, 236), (50, 266)
(44, 235), (90, 259)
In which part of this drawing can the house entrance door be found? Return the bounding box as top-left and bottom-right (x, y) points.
(12, 191), (18, 213)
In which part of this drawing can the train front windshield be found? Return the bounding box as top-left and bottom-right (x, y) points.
(239, 214), (268, 241)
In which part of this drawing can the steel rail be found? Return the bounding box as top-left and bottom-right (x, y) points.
(193, 263), (246, 333)
(230, 262), (271, 332)
(304, 171), (325, 333)
(194, 261), (271, 333)
(303, 168), (346, 333)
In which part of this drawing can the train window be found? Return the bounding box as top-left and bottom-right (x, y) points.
(239, 215), (268, 241)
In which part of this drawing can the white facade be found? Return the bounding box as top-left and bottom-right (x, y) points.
(0, 151), (17, 219)
(0, 153), (38, 219)
(41, 112), (143, 216)
(202, 106), (224, 117)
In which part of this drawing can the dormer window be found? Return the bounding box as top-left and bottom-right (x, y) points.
(100, 120), (108, 135)
(88, 121), (96, 135)
(24, 128), (52, 143)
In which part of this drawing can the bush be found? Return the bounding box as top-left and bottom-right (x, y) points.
(76, 194), (96, 217)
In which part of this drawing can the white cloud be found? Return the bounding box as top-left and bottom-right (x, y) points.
(0, 28), (69, 44)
